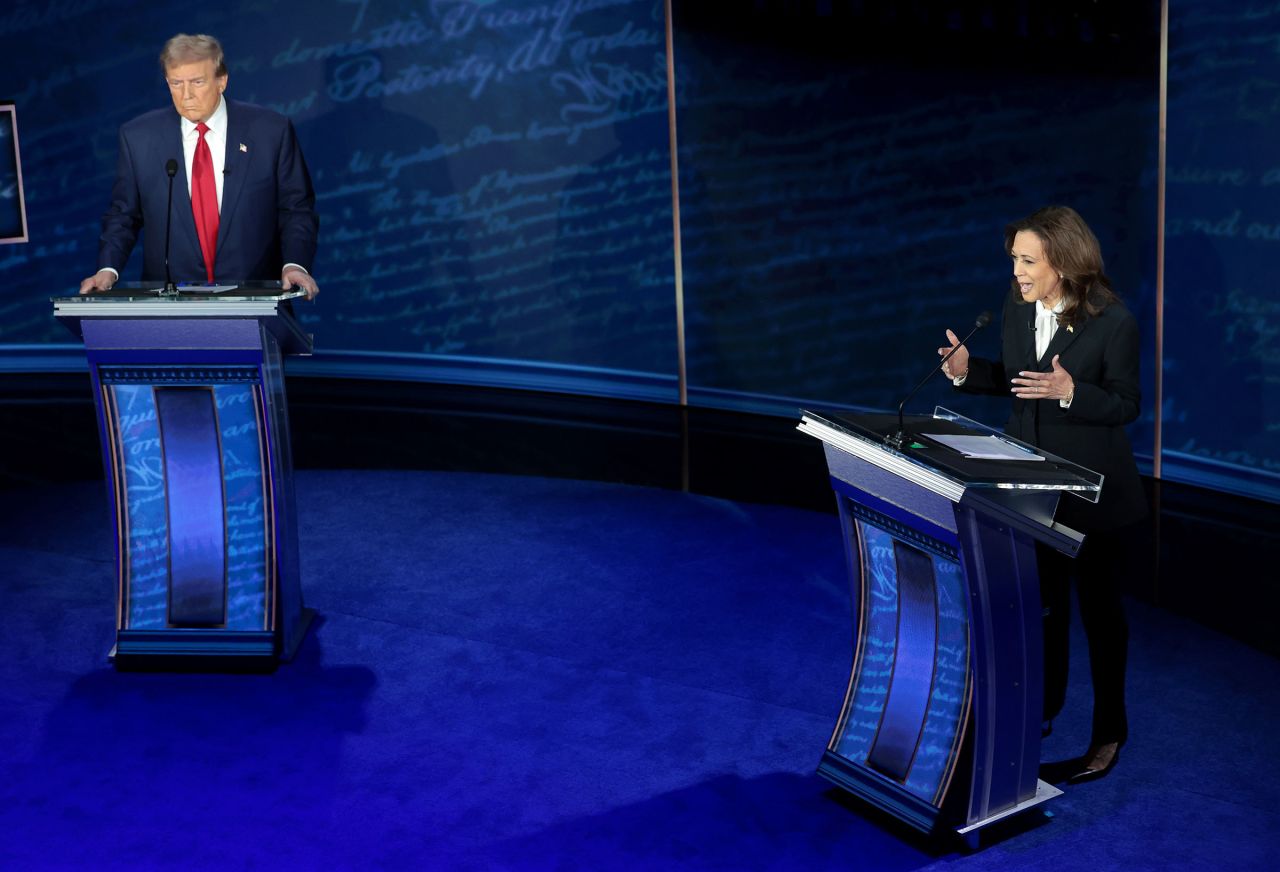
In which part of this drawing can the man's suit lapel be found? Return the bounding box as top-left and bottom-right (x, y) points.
(165, 117), (201, 259)
(216, 101), (250, 254)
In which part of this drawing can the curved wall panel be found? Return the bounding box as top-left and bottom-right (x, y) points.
(4, 1), (1280, 503)
(0, 0), (679, 398)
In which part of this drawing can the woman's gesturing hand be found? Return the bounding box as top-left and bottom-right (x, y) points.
(1011, 354), (1075, 402)
(938, 329), (969, 380)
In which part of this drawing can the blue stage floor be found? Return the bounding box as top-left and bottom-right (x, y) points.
(1, 470), (1276, 870)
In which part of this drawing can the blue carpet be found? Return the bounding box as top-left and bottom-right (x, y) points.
(0, 470), (1277, 870)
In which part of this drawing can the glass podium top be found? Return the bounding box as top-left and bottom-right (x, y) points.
(53, 281), (306, 304)
(52, 281), (313, 354)
(799, 406), (1103, 502)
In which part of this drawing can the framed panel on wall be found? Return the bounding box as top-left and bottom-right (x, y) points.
(0, 102), (28, 245)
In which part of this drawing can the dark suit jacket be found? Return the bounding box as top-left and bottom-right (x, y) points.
(97, 99), (318, 282)
(960, 290), (1147, 533)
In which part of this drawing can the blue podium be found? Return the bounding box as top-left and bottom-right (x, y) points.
(799, 408), (1102, 842)
(54, 284), (313, 665)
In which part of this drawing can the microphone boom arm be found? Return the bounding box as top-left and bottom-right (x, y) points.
(888, 311), (991, 449)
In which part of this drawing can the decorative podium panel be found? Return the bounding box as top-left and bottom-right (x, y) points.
(798, 408), (1101, 842)
(54, 284), (314, 664)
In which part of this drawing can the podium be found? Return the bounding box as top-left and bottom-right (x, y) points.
(54, 283), (314, 665)
(798, 408), (1102, 842)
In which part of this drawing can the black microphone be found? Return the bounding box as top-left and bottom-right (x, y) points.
(162, 158), (179, 295)
(888, 310), (992, 449)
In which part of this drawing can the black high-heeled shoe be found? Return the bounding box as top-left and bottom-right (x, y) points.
(1066, 742), (1121, 784)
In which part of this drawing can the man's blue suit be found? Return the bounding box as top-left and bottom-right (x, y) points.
(97, 99), (318, 282)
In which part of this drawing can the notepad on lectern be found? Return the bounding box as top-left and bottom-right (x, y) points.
(923, 433), (1046, 461)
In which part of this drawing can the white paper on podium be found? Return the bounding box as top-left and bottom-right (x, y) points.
(923, 433), (1046, 461)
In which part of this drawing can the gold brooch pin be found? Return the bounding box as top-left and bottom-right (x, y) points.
(239, 143), (248, 153)
(1067, 325), (1074, 333)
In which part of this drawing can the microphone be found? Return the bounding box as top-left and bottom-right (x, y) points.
(888, 310), (992, 449)
(162, 158), (179, 296)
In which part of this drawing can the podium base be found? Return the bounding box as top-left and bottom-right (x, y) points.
(280, 606), (316, 662)
(956, 779), (1063, 849)
(818, 750), (1062, 848)
(107, 607), (317, 670)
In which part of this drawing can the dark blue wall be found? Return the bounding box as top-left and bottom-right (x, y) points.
(2, 0), (1276, 502)
(1161, 0), (1280, 500)
(0, 0), (678, 384)
(672, 3), (1158, 435)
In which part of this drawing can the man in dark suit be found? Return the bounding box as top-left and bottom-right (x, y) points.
(80, 33), (319, 298)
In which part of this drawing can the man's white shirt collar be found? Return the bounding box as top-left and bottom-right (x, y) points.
(180, 96), (227, 205)
(182, 95), (227, 137)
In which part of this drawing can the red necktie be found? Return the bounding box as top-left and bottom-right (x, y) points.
(191, 122), (219, 282)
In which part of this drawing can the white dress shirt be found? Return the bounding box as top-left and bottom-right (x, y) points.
(181, 96), (227, 209)
(1034, 298), (1064, 361)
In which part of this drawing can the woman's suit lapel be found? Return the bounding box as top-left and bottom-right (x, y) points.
(1017, 301), (1038, 369)
(1041, 310), (1087, 365)
(1020, 301), (1090, 369)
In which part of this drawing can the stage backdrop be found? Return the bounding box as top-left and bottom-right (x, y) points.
(671, 3), (1159, 435)
(1160, 0), (1280, 501)
(0, 0), (680, 399)
(0, 1), (1275, 503)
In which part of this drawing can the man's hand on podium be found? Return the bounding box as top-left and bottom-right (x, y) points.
(282, 266), (319, 300)
(79, 269), (117, 294)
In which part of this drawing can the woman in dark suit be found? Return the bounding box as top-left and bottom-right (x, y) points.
(938, 205), (1146, 783)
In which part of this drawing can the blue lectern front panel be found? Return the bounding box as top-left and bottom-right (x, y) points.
(831, 519), (970, 808)
(155, 387), (228, 626)
(104, 373), (272, 632)
(215, 384), (272, 631)
(110, 384), (169, 629)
